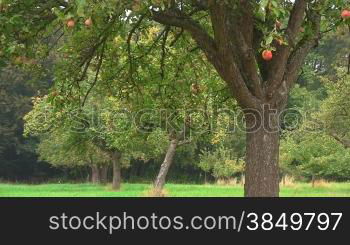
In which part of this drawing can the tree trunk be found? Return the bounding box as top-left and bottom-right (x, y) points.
(347, 52), (350, 75)
(111, 152), (122, 191)
(154, 138), (178, 193)
(244, 108), (280, 197)
(99, 166), (108, 184)
(91, 165), (100, 184)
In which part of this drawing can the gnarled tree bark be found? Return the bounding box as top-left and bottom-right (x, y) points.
(244, 107), (281, 197)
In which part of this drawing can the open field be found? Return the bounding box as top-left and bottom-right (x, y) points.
(1, 182), (350, 197)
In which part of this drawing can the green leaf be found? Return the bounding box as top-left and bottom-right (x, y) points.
(76, 0), (87, 17)
(266, 35), (274, 45)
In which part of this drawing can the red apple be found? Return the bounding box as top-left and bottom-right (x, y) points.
(262, 50), (273, 61)
(85, 18), (93, 27)
(341, 10), (350, 20)
(66, 19), (75, 28)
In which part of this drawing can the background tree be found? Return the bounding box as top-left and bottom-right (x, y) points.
(0, 64), (57, 182)
(23, 95), (107, 184)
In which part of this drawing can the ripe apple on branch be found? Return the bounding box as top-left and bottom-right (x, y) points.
(85, 18), (93, 27)
(262, 50), (273, 61)
(341, 9), (350, 20)
(66, 19), (75, 28)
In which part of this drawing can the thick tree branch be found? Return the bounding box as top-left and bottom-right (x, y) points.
(152, 9), (217, 61)
(208, 2), (261, 108)
(285, 12), (321, 87)
(152, 7), (262, 108)
(266, 0), (308, 99)
(272, 11), (321, 108)
(229, 1), (263, 99)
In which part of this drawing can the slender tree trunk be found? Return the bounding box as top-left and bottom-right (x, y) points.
(347, 53), (350, 75)
(99, 166), (108, 184)
(154, 138), (178, 193)
(244, 108), (280, 197)
(240, 174), (245, 186)
(91, 165), (100, 184)
(111, 152), (122, 191)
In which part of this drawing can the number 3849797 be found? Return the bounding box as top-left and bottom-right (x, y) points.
(245, 212), (342, 231)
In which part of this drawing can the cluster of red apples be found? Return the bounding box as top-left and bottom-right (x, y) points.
(63, 9), (349, 62)
(66, 18), (93, 28)
(262, 9), (350, 61)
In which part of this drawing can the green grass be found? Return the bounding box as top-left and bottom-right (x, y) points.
(1, 182), (350, 197)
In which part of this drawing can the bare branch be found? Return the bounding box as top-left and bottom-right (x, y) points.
(127, 14), (147, 83)
(81, 42), (106, 107)
(160, 27), (170, 79)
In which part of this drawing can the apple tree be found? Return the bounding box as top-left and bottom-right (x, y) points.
(23, 93), (144, 188)
(2, 0), (350, 196)
(23, 96), (112, 184)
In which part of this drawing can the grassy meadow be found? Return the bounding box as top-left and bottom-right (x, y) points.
(1, 182), (350, 197)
